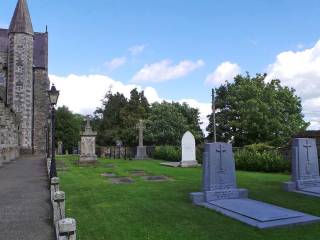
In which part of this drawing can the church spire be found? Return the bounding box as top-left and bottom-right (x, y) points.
(9, 0), (34, 35)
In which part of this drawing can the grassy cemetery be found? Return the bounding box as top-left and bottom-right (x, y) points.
(2, 1), (320, 239)
(52, 74), (320, 239)
(57, 155), (320, 240)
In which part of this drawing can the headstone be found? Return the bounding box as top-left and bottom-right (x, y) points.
(180, 131), (198, 167)
(283, 138), (320, 197)
(190, 142), (320, 229)
(135, 119), (148, 159)
(79, 117), (97, 163)
(57, 141), (63, 155)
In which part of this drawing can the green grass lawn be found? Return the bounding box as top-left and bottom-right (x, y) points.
(56, 155), (320, 240)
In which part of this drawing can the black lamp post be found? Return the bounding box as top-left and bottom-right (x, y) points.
(48, 84), (60, 178)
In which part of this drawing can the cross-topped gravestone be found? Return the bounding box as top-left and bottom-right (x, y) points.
(180, 131), (198, 167)
(201, 143), (239, 196)
(283, 138), (320, 197)
(136, 119), (145, 147)
(191, 142), (320, 228)
(135, 119), (148, 160)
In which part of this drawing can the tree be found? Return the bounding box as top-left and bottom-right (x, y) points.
(145, 101), (204, 146)
(94, 88), (149, 146)
(56, 106), (84, 153)
(207, 73), (309, 147)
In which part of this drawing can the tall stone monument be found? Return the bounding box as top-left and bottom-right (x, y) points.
(79, 117), (97, 163)
(57, 141), (63, 155)
(190, 142), (320, 229)
(135, 119), (148, 160)
(283, 138), (320, 197)
(180, 131), (198, 167)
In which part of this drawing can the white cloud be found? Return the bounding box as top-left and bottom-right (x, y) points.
(206, 61), (241, 86)
(132, 59), (205, 83)
(50, 74), (141, 115)
(104, 56), (126, 71)
(49, 73), (211, 134)
(129, 45), (146, 56)
(266, 40), (320, 129)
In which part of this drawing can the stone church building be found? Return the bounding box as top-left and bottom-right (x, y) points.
(0, 0), (50, 156)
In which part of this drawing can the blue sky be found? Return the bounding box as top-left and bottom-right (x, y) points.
(1, 0), (320, 130)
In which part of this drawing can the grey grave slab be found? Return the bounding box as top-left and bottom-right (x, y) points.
(105, 164), (115, 168)
(283, 138), (320, 197)
(202, 199), (319, 229)
(191, 142), (320, 229)
(143, 175), (170, 181)
(160, 162), (180, 168)
(110, 177), (134, 184)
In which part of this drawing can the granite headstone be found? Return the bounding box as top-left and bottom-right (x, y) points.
(283, 138), (320, 197)
(190, 142), (320, 229)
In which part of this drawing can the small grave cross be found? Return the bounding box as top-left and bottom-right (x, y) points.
(216, 144), (227, 172)
(304, 140), (313, 174)
(136, 119), (145, 146)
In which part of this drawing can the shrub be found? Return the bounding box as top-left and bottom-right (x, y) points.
(152, 146), (181, 162)
(243, 143), (276, 152)
(235, 144), (289, 172)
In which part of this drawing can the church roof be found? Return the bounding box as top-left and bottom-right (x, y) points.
(9, 0), (34, 35)
(0, 28), (48, 69)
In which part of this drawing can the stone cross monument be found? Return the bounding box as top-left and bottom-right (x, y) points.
(135, 119), (148, 159)
(79, 117), (97, 163)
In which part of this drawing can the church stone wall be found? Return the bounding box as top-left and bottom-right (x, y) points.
(33, 68), (50, 154)
(0, 98), (20, 164)
(7, 33), (34, 153)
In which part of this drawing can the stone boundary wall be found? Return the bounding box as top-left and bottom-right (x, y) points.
(97, 146), (155, 159)
(47, 158), (77, 239)
(0, 98), (20, 165)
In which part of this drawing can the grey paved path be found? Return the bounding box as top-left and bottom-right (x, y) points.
(0, 155), (55, 240)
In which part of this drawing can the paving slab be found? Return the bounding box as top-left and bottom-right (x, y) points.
(0, 155), (55, 240)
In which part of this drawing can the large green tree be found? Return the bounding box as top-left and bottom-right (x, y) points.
(145, 101), (204, 146)
(56, 106), (84, 153)
(94, 88), (149, 146)
(207, 73), (309, 147)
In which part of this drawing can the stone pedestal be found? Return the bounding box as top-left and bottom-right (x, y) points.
(79, 118), (97, 164)
(283, 138), (320, 197)
(135, 146), (148, 160)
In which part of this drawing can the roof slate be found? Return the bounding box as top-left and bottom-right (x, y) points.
(0, 28), (47, 69)
(9, 0), (34, 35)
